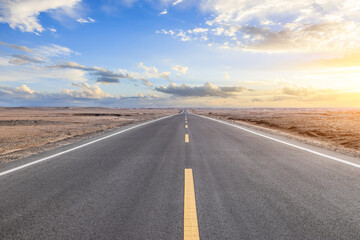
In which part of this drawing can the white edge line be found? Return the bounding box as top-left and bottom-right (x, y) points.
(194, 113), (360, 169)
(0, 113), (180, 177)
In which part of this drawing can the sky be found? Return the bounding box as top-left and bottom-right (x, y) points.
(1, 0), (360, 108)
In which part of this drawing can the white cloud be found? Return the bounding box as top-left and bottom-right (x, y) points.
(3, 42), (77, 67)
(138, 62), (151, 72)
(177, 30), (191, 41)
(133, 92), (159, 99)
(0, 84), (36, 100)
(0, 41), (75, 63)
(34, 44), (75, 58)
(64, 83), (111, 98)
(224, 71), (229, 80)
(76, 17), (96, 23)
(159, 9), (168, 15)
(157, 27), (209, 42)
(173, 0), (183, 6)
(0, 0), (81, 33)
(171, 65), (188, 74)
(191, 28), (208, 34)
(16, 84), (35, 94)
(160, 0), (360, 52)
(138, 62), (171, 80)
(260, 20), (276, 26)
(156, 29), (175, 35)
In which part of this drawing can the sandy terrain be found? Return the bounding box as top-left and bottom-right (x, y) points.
(192, 108), (360, 158)
(0, 107), (180, 164)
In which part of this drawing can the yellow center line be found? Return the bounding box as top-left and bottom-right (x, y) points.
(185, 124), (188, 128)
(185, 134), (189, 143)
(184, 169), (200, 240)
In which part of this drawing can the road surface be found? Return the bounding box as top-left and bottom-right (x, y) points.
(1, 110), (360, 239)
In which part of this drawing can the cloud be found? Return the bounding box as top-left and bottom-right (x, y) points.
(157, 27), (209, 42)
(0, 83), (118, 107)
(16, 84), (35, 94)
(173, 0), (183, 6)
(156, 29), (175, 35)
(0, 0), (81, 33)
(138, 62), (171, 80)
(0, 41), (32, 52)
(224, 71), (229, 80)
(50, 61), (87, 70)
(34, 44), (74, 58)
(0, 84), (168, 107)
(191, 28), (208, 34)
(117, 69), (154, 87)
(4, 43), (76, 66)
(0, 84), (35, 98)
(49, 61), (155, 87)
(171, 65), (188, 74)
(63, 83), (111, 98)
(160, 0), (360, 52)
(50, 62), (131, 83)
(96, 76), (121, 83)
(281, 86), (316, 96)
(4, 50), (155, 87)
(159, 9), (168, 15)
(0, 83), (110, 101)
(237, 22), (360, 52)
(220, 86), (247, 92)
(1, 83), (358, 108)
(9, 55), (44, 65)
(278, 85), (339, 102)
(155, 82), (248, 97)
(251, 98), (262, 102)
(245, 85), (340, 104)
(76, 17), (95, 23)
(141, 79), (153, 87)
(0, 62), (88, 83)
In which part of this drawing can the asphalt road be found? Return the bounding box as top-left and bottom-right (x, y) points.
(1, 110), (360, 239)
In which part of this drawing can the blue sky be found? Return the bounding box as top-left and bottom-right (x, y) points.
(1, 0), (360, 107)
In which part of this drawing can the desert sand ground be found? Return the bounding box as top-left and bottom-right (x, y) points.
(192, 108), (360, 158)
(0, 107), (180, 164)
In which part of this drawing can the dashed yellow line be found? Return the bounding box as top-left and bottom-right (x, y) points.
(185, 134), (189, 143)
(184, 169), (200, 240)
(185, 124), (188, 128)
